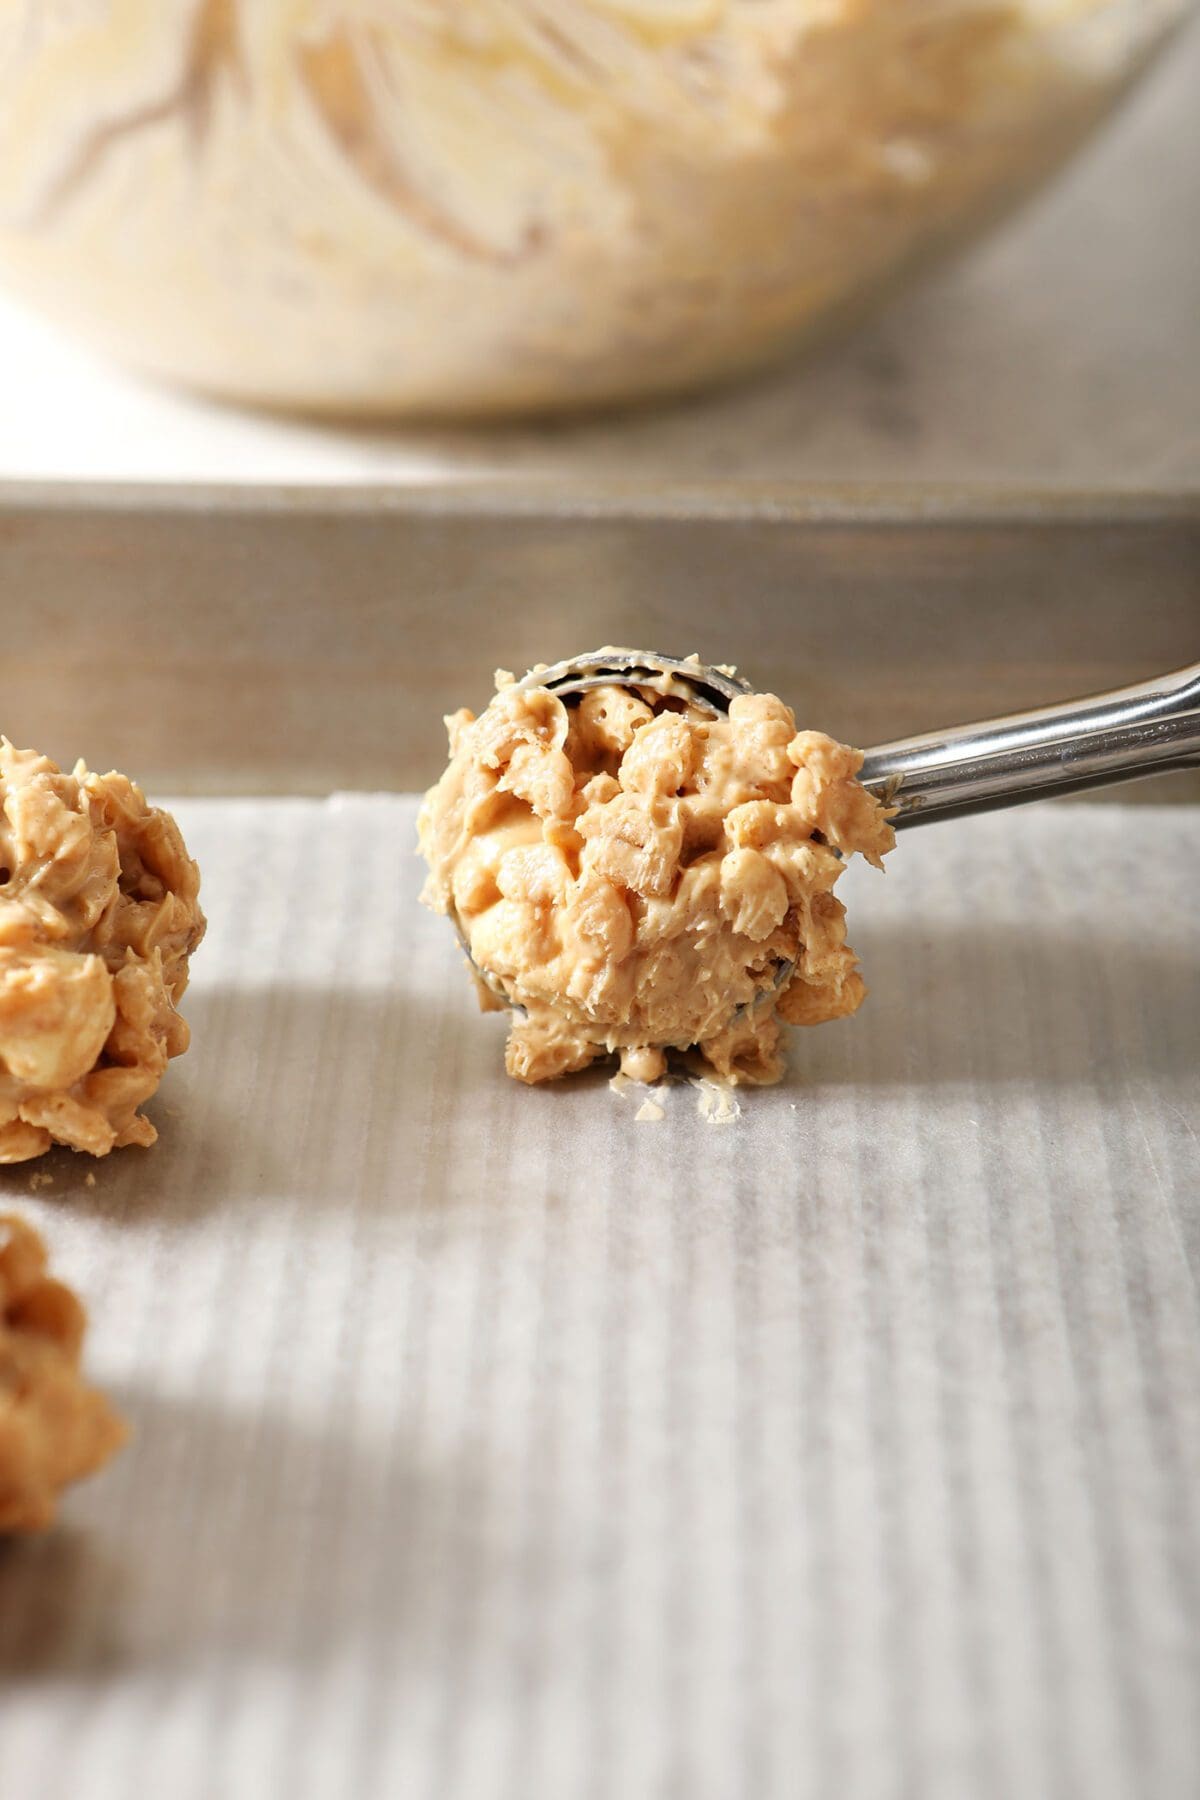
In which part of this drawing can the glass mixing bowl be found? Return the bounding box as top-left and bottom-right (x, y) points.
(0, 0), (1189, 418)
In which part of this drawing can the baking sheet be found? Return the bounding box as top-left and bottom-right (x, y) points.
(2, 483), (1197, 796)
(1, 793), (1197, 1800)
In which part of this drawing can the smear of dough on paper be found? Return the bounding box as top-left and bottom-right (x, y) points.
(695, 1080), (742, 1126)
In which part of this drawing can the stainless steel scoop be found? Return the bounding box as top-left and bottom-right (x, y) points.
(456, 650), (1199, 1031)
(518, 649), (1200, 826)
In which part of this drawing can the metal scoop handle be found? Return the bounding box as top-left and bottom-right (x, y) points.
(517, 650), (1200, 828)
(858, 661), (1200, 828)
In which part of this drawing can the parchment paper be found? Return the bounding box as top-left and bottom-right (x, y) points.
(1, 797), (1197, 1800)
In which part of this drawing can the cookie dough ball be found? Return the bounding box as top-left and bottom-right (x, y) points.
(0, 1215), (127, 1532)
(418, 676), (893, 1085)
(0, 740), (205, 1162)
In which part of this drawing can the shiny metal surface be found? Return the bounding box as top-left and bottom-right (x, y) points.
(516, 649), (754, 717)
(860, 661), (1200, 825)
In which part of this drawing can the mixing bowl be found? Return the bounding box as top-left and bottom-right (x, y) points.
(0, 0), (1189, 417)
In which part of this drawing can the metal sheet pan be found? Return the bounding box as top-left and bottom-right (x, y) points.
(1, 481), (1197, 1800)
(2, 481), (1196, 798)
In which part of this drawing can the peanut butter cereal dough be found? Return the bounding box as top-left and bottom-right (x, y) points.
(0, 1215), (126, 1532)
(419, 674), (893, 1085)
(0, 741), (205, 1163)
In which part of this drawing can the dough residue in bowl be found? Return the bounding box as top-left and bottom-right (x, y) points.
(0, 0), (1175, 415)
(418, 675), (893, 1085)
